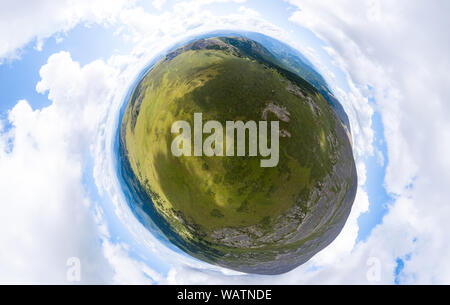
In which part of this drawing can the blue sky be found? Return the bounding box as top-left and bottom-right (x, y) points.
(357, 108), (391, 242)
(0, 23), (128, 115)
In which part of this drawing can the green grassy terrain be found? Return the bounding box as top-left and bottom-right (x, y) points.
(120, 37), (356, 274)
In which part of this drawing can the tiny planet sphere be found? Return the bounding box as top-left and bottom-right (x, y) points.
(119, 35), (357, 275)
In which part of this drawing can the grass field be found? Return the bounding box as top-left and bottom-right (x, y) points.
(119, 37), (356, 274)
(122, 38), (338, 236)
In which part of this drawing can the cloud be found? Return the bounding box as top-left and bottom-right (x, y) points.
(0, 0), (133, 62)
(0, 51), (121, 283)
(287, 0), (450, 283)
(116, 0), (284, 50)
(152, 0), (166, 11)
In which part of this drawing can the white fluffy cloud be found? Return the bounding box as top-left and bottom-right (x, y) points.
(117, 0), (284, 51)
(0, 51), (118, 283)
(0, 48), (173, 284)
(287, 0), (450, 284)
(0, 0), (133, 61)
